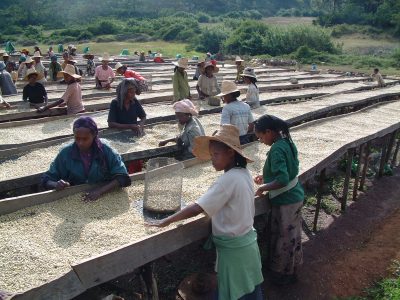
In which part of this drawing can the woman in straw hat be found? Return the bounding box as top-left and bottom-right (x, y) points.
(115, 62), (148, 92)
(235, 56), (245, 83)
(219, 80), (255, 145)
(32, 51), (47, 83)
(22, 68), (47, 108)
(241, 67), (260, 109)
(149, 124), (264, 300)
(17, 55), (34, 79)
(42, 116), (131, 202)
(193, 59), (205, 81)
(108, 78), (147, 136)
(37, 64), (84, 114)
(95, 53), (115, 89)
(172, 58), (191, 102)
(158, 99), (205, 160)
(196, 61), (220, 105)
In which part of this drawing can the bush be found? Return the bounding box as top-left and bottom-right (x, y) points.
(224, 20), (339, 56)
(77, 31), (93, 41)
(191, 26), (229, 53)
(88, 20), (120, 35)
(197, 12), (210, 23)
(95, 36), (117, 43)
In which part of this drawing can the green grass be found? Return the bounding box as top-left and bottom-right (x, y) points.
(262, 17), (316, 25)
(333, 34), (400, 55)
(342, 261), (400, 300)
(18, 40), (202, 58)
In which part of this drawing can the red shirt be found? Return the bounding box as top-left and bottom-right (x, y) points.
(124, 70), (145, 81)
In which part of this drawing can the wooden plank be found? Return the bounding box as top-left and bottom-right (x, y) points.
(10, 270), (85, 300)
(313, 169), (326, 232)
(71, 217), (211, 290)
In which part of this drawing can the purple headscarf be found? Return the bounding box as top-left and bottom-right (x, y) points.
(73, 116), (107, 170)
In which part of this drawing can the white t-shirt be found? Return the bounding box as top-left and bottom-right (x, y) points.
(196, 168), (255, 237)
(245, 83), (260, 108)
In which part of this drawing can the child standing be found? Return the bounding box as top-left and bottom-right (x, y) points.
(253, 115), (304, 286)
(84, 53), (96, 76)
(149, 124), (264, 300)
(241, 67), (260, 109)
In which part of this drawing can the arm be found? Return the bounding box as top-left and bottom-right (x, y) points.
(37, 99), (63, 113)
(108, 121), (138, 130)
(220, 107), (230, 125)
(159, 137), (177, 147)
(138, 116), (146, 135)
(247, 122), (254, 133)
(83, 178), (120, 202)
(255, 180), (285, 197)
(148, 203), (204, 227)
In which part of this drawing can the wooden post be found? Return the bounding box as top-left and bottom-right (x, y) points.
(342, 148), (354, 211)
(139, 263), (159, 300)
(352, 144), (364, 201)
(359, 142), (370, 191)
(313, 169), (326, 232)
(385, 131), (397, 164)
(391, 138), (400, 169)
(378, 136), (389, 178)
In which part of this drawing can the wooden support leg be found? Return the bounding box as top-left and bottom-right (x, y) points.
(359, 142), (371, 191)
(342, 148), (354, 211)
(352, 144), (364, 201)
(140, 263), (159, 300)
(313, 169), (326, 232)
(378, 136), (389, 178)
(391, 138), (400, 169)
(385, 131), (397, 164)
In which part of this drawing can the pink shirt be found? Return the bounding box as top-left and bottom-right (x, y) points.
(61, 81), (84, 114)
(124, 70), (145, 81)
(95, 65), (115, 87)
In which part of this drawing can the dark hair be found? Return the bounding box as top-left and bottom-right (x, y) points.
(229, 91), (241, 99)
(209, 140), (247, 168)
(374, 68), (379, 73)
(245, 76), (258, 88)
(254, 114), (295, 156)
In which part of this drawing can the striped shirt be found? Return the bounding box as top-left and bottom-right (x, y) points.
(221, 100), (254, 136)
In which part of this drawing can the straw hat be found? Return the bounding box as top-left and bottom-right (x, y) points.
(21, 48), (29, 55)
(204, 61), (219, 73)
(235, 56), (244, 62)
(114, 62), (124, 71)
(241, 67), (257, 79)
(32, 51), (42, 58)
(24, 56), (34, 64)
(193, 124), (254, 162)
(98, 53), (114, 62)
(2, 52), (9, 57)
(216, 80), (240, 97)
(83, 53), (94, 59)
(24, 68), (44, 81)
(177, 273), (217, 300)
(173, 57), (189, 69)
(59, 64), (81, 79)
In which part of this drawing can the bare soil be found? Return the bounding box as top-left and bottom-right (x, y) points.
(264, 169), (400, 300)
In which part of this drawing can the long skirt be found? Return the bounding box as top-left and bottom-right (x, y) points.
(268, 201), (303, 275)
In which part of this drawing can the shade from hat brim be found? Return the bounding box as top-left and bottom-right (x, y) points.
(216, 88), (240, 97)
(83, 54), (94, 59)
(192, 136), (253, 163)
(59, 70), (81, 79)
(24, 71), (44, 81)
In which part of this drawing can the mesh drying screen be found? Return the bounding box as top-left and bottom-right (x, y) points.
(143, 158), (184, 213)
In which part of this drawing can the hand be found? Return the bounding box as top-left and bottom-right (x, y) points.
(254, 175), (263, 185)
(82, 189), (102, 202)
(55, 180), (70, 191)
(159, 140), (168, 147)
(105, 83), (111, 89)
(255, 184), (268, 197)
(145, 218), (171, 228)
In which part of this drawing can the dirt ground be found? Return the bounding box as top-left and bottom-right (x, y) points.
(264, 169), (400, 300)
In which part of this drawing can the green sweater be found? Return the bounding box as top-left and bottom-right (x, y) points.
(172, 70), (190, 102)
(263, 138), (304, 206)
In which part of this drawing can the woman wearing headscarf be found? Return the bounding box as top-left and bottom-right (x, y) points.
(42, 116), (131, 202)
(158, 99), (205, 160)
(108, 78), (146, 136)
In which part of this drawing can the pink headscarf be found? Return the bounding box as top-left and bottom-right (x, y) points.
(173, 99), (199, 116)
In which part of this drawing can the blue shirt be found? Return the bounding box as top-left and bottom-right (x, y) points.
(42, 141), (131, 187)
